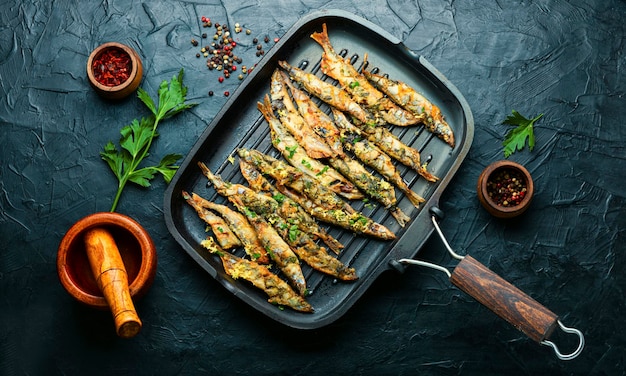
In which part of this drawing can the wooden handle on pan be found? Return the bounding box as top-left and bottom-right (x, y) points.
(450, 255), (558, 343)
(84, 227), (142, 338)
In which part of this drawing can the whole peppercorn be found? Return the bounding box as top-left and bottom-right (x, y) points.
(486, 169), (527, 207)
(224, 91), (230, 97)
(208, 90), (214, 96)
(191, 38), (199, 46)
(264, 35), (269, 43)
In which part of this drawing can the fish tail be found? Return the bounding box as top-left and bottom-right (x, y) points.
(402, 186), (426, 208)
(318, 231), (344, 254)
(417, 167), (439, 183)
(390, 206), (411, 227)
(257, 95), (274, 121)
(310, 23), (332, 53)
(197, 161), (218, 186)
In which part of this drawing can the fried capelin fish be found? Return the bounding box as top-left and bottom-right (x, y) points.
(199, 162), (356, 283)
(258, 95), (363, 201)
(198, 162), (307, 296)
(182, 191), (242, 250)
(363, 69), (455, 147)
(349, 115), (439, 183)
(270, 69), (336, 159)
(278, 60), (372, 125)
(239, 159), (345, 254)
(184, 191), (270, 264)
(310, 23), (421, 127)
(280, 71), (345, 157)
(230, 193), (358, 282)
(201, 236), (313, 313)
(332, 109), (426, 209)
(280, 73), (410, 226)
(238, 149), (396, 240)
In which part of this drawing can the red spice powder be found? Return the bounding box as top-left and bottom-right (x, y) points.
(92, 47), (132, 87)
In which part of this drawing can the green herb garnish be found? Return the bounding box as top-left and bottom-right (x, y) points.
(243, 207), (257, 218)
(272, 193), (286, 204)
(286, 145), (298, 159)
(502, 109), (543, 158)
(101, 69), (196, 212)
(316, 166), (329, 176)
(288, 224), (300, 242)
(301, 159), (312, 170)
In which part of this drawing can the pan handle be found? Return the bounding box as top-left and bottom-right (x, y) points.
(449, 254), (584, 360)
(399, 211), (584, 360)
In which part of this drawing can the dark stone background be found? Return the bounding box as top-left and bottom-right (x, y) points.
(1, 1), (624, 375)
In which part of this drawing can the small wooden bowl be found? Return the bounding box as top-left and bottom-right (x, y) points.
(87, 42), (143, 100)
(477, 161), (534, 218)
(57, 212), (157, 309)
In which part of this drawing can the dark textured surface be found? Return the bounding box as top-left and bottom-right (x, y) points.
(1, 1), (624, 375)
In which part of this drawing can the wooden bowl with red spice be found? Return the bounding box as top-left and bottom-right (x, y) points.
(477, 160), (534, 218)
(87, 42), (143, 100)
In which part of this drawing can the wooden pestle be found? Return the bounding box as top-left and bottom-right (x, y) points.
(84, 227), (142, 338)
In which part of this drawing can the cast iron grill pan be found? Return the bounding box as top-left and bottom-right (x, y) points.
(164, 9), (474, 330)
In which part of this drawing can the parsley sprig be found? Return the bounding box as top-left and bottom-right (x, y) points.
(502, 109), (543, 158)
(101, 69), (196, 212)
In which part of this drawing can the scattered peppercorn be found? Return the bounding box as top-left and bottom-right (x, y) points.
(190, 17), (267, 97)
(208, 90), (214, 96)
(224, 91), (230, 96)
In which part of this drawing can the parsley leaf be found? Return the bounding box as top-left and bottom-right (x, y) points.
(101, 69), (196, 212)
(502, 110), (543, 158)
(288, 224), (300, 242)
